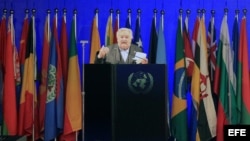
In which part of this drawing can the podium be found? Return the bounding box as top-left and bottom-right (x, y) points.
(84, 64), (168, 141)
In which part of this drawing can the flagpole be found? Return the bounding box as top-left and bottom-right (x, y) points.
(73, 9), (80, 141)
(80, 40), (88, 141)
(32, 8), (36, 141)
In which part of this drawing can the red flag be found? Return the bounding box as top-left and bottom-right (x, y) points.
(0, 15), (7, 68)
(19, 15), (29, 77)
(183, 15), (194, 78)
(239, 17), (250, 124)
(3, 14), (17, 136)
(38, 14), (50, 138)
(113, 12), (119, 43)
(60, 15), (68, 86)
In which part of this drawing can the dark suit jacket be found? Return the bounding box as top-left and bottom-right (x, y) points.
(94, 44), (143, 64)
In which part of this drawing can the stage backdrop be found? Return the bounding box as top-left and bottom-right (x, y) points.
(0, 0), (250, 140)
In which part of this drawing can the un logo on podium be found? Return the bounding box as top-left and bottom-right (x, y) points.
(128, 71), (154, 94)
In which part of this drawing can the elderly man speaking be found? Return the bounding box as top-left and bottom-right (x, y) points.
(95, 28), (148, 64)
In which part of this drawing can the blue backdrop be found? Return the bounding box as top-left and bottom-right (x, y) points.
(1, 0), (250, 131)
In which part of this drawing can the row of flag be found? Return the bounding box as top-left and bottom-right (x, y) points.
(171, 9), (250, 141)
(0, 10), (82, 141)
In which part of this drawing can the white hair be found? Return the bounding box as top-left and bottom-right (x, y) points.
(116, 27), (133, 39)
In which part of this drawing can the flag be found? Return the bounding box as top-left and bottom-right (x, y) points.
(125, 12), (131, 29)
(148, 15), (158, 64)
(238, 16), (250, 124)
(0, 15), (7, 67)
(38, 13), (50, 138)
(216, 13), (236, 141)
(231, 14), (239, 125)
(207, 15), (217, 86)
(2, 14), (17, 136)
(133, 14), (143, 49)
(19, 14), (29, 84)
(0, 14), (7, 130)
(89, 13), (101, 64)
(197, 15), (217, 141)
(18, 15), (38, 138)
(183, 15), (194, 78)
(44, 15), (64, 141)
(113, 12), (119, 44)
(105, 13), (113, 46)
(60, 14), (68, 85)
(63, 14), (82, 137)
(170, 14), (188, 141)
(155, 13), (166, 64)
(190, 16), (200, 141)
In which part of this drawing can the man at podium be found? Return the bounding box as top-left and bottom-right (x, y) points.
(94, 27), (148, 64)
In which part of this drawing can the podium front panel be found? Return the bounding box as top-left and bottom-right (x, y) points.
(114, 64), (167, 141)
(84, 64), (168, 141)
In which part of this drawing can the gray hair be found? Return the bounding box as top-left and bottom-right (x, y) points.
(116, 27), (133, 39)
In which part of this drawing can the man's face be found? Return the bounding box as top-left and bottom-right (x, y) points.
(117, 31), (132, 50)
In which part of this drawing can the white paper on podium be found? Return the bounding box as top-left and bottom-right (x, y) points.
(133, 52), (147, 64)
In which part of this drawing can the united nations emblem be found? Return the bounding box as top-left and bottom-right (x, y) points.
(128, 71), (154, 94)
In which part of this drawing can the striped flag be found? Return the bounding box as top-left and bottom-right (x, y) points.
(89, 13), (101, 64)
(105, 13), (113, 46)
(171, 14), (188, 141)
(216, 13), (236, 141)
(3, 13), (17, 136)
(238, 16), (250, 124)
(63, 14), (82, 138)
(197, 14), (217, 141)
(18, 15), (38, 139)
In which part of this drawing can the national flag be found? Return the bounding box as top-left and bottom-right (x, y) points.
(113, 11), (119, 44)
(38, 13), (50, 138)
(133, 14), (143, 49)
(89, 13), (101, 64)
(155, 12), (166, 64)
(170, 14), (188, 141)
(148, 15), (158, 64)
(2, 14), (17, 136)
(19, 14), (29, 83)
(44, 14), (64, 141)
(0, 13), (7, 129)
(190, 16), (200, 141)
(60, 14), (68, 85)
(238, 16), (250, 124)
(18, 15), (38, 138)
(197, 14), (217, 141)
(63, 14), (82, 137)
(125, 11), (131, 29)
(0, 15), (7, 67)
(183, 15), (194, 78)
(231, 13), (239, 125)
(216, 13), (237, 141)
(105, 13), (113, 46)
(207, 15), (217, 85)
